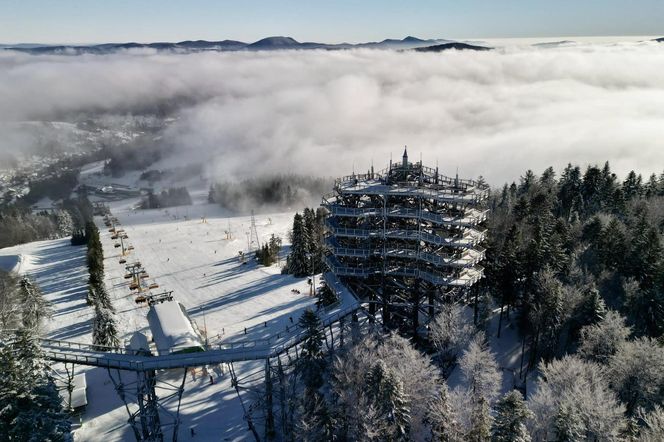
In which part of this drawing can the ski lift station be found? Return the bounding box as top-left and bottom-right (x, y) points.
(146, 300), (205, 356)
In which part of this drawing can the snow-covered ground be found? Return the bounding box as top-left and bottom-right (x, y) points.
(0, 194), (339, 440)
(99, 200), (319, 345)
(0, 157), (527, 439)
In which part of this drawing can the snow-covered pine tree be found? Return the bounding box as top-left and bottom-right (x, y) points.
(426, 382), (462, 442)
(85, 221), (104, 286)
(638, 405), (664, 442)
(296, 390), (334, 442)
(429, 302), (476, 374)
(315, 283), (338, 308)
(18, 277), (49, 330)
(382, 369), (411, 440)
(92, 283), (114, 312)
(554, 401), (585, 442)
(86, 285), (95, 306)
(0, 271), (22, 330)
(297, 309), (324, 390)
(55, 209), (74, 236)
(578, 310), (630, 363)
(268, 234), (282, 263)
(606, 337), (664, 415)
(459, 334), (501, 404)
(528, 356), (626, 440)
(330, 336), (385, 440)
(364, 360), (411, 440)
(0, 328), (70, 440)
(302, 207), (324, 272)
(330, 332), (442, 440)
(459, 335), (500, 442)
(467, 396), (492, 442)
(287, 213), (310, 277)
(93, 304), (119, 348)
(492, 390), (532, 442)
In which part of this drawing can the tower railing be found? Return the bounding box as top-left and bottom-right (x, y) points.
(325, 222), (486, 248)
(326, 238), (485, 268)
(324, 255), (484, 287)
(334, 182), (488, 204)
(322, 204), (489, 227)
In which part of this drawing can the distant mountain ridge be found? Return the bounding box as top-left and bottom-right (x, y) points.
(3, 36), (488, 54)
(414, 42), (492, 52)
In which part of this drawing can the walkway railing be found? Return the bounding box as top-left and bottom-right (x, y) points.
(326, 221), (486, 248)
(324, 204), (489, 227)
(326, 238), (485, 268)
(38, 281), (365, 371)
(324, 255), (484, 287)
(335, 183), (487, 204)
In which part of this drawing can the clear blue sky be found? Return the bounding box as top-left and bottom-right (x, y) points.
(1, 0), (663, 44)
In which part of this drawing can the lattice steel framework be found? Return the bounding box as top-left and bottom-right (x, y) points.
(322, 148), (489, 336)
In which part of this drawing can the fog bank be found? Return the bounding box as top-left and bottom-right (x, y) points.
(2, 42), (664, 184)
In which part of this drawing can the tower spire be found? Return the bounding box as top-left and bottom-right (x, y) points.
(402, 145), (408, 167)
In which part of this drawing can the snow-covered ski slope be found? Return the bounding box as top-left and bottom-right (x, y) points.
(98, 199), (332, 345)
(0, 192), (360, 440)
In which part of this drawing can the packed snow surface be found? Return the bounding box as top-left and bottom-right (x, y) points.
(0, 197), (340, 440)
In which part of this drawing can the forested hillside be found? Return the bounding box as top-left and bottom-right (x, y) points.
(484, 163), (664, 358)
(276, 161), (664, 441)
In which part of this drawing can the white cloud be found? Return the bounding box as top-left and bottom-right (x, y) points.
(1, 42), (664, 185)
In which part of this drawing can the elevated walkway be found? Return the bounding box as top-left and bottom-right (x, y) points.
(38, 277), (363, 371)
(326, 237), (485, 268)
(326, 220), (486, 248)
(324, 255), (484, 287)
(335, 181), (486, 204)
(324, 204), (488, 227)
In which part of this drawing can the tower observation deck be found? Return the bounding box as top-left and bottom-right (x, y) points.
(322, 148), (489, 336)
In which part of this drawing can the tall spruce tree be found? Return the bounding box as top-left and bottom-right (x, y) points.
(0, 328), (70, 440)
(467, 396), (492, 442)
(287, 213), (310, 277)
(92, 305), (119, 348)
(365, 360), (411, 441)
(427, 383), (462, 442)
(18, 277), (49, 330)
(298, 309), (324, 390)
(492, 390), (532, 442)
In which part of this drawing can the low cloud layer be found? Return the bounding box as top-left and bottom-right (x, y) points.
(2, 42), (664, 185)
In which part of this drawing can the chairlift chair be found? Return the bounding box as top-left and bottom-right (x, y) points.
(129, 283), (139, 290)
(114, 243), (121, 248)
(135, 295), (147, 304)
(124, 273), (132, 279)
(148, 282), (159, 289)
(119, 258), (127, 264)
